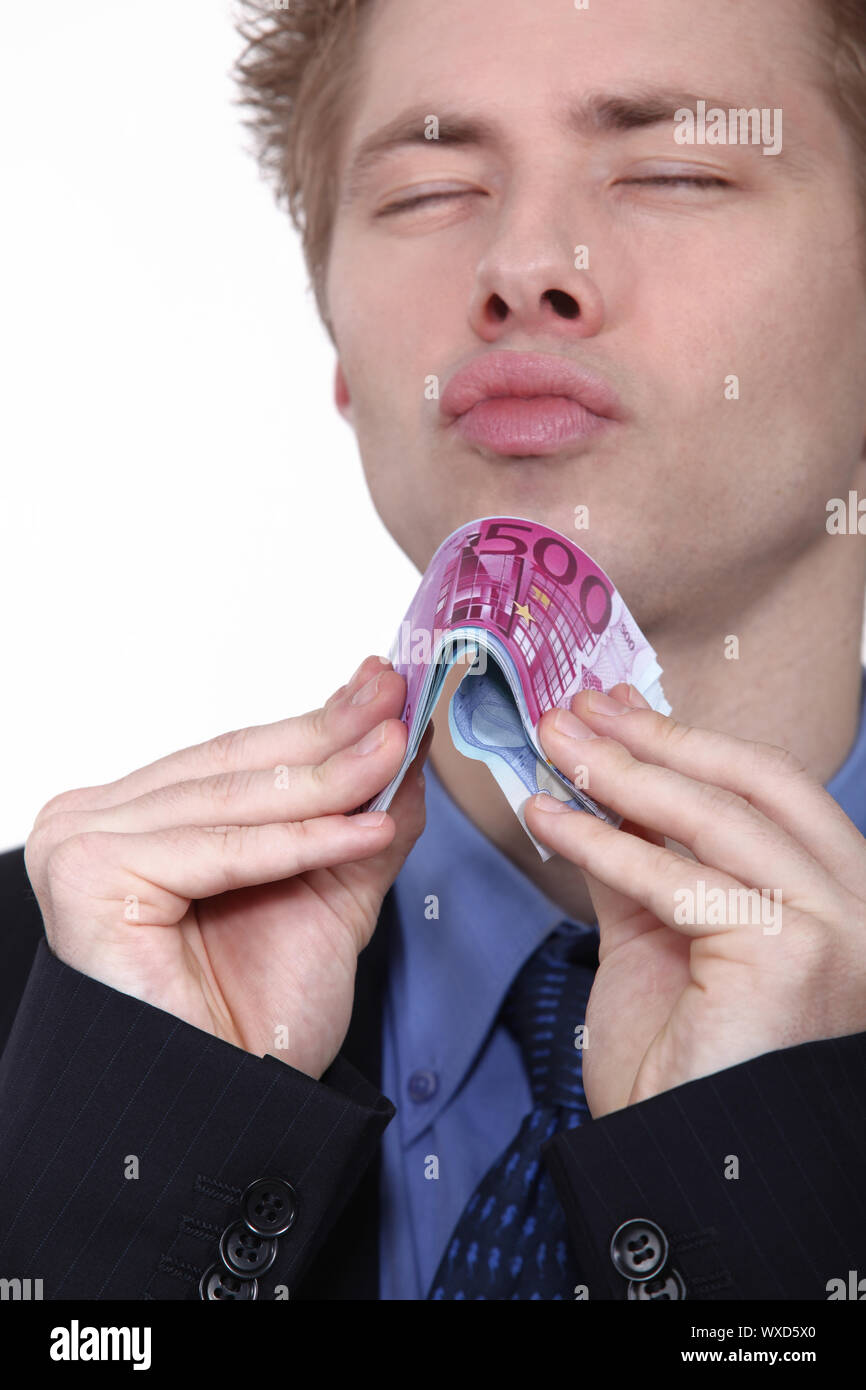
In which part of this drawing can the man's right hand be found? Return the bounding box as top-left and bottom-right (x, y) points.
(24, 655), (429, 1080)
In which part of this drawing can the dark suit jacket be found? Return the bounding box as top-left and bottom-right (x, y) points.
(0, 843), (864, 1300)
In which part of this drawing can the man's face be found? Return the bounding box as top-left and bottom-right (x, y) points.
(326, 0), (866, 628)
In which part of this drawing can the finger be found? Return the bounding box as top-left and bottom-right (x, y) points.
(580, 818), (668, 935)
(574, 684), (667, 853)
(593, 685), (667, 850)
(536, 706), (843, 912)
(38, 718), (409, 839)
(566, 686), (668, 929)
(565, 689), (866, 901)
(524, 798), (785, 941)
(352, 719), (435, 864)
(48, 809), (400, 928)
(322, 651), (395, 710)
(328, 720), (436, 914)
(32, 655), (404, 822)
(606, 682), (652, 711)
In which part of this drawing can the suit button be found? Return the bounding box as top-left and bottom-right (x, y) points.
(219, 1221), (278, 1277)
(628, 1267), (686, 1300)
(610, 1218), (668, 1281)
(199, 1264), (258, 1300)
(241, 1177), (297, 1236)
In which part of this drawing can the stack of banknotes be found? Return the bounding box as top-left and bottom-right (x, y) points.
(363, 516), (671, 860)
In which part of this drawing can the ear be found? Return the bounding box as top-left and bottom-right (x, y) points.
(334, 361), (354, 426)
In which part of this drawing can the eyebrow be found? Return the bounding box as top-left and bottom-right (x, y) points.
(339, 87), (777, 203)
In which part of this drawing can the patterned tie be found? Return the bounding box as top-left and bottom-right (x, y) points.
(427, 920), (596, 1300)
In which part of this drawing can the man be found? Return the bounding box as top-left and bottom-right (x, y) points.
(1, 0), (865, 1301)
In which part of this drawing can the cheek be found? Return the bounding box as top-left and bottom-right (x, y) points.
(633, 228), (865, 439)
(329, 239), (463, 421)
(743, 248), (866, 475)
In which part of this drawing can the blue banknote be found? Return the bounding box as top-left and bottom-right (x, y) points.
(449, 656), (619, 862)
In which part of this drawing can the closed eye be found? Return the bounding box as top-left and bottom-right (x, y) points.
(620, 175), (730, 189)
(377, 190), (480, 216)
(377, 175), (729, 216)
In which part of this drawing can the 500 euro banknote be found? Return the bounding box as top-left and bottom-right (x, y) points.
(362, 515), (671, 856)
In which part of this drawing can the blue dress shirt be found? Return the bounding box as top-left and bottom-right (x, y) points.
(378, 671), (866, 1299)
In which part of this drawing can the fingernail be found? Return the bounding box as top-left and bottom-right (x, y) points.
(346, 658), (373, 694)
(532, 793), (572, 813)
(352, 673), (381, 706)
(624, 684), (651, 710)
(354, 810), (388, 828)
(585, 688), (631, 715)
(347, 655), (391, 696)
(354, 722), (386, 755)
(552, 708), (596, 740)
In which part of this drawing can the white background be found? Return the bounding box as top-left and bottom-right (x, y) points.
(0, 0), (418, 851)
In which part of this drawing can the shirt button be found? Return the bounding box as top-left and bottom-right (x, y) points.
(610, 1218), (669, 1281)
(408, 1068), (439, 1102)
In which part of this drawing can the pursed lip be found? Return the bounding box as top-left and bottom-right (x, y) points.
(439, 350), (625, 424)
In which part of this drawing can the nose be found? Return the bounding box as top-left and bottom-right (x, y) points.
(466, 194), (605, 343)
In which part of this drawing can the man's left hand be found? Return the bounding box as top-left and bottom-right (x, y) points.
(524, 686), (866, 1118)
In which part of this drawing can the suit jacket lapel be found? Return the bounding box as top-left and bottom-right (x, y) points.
(293, 887), (395, 1299)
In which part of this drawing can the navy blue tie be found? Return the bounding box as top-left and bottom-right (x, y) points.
(427, 921), (596, 1300)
